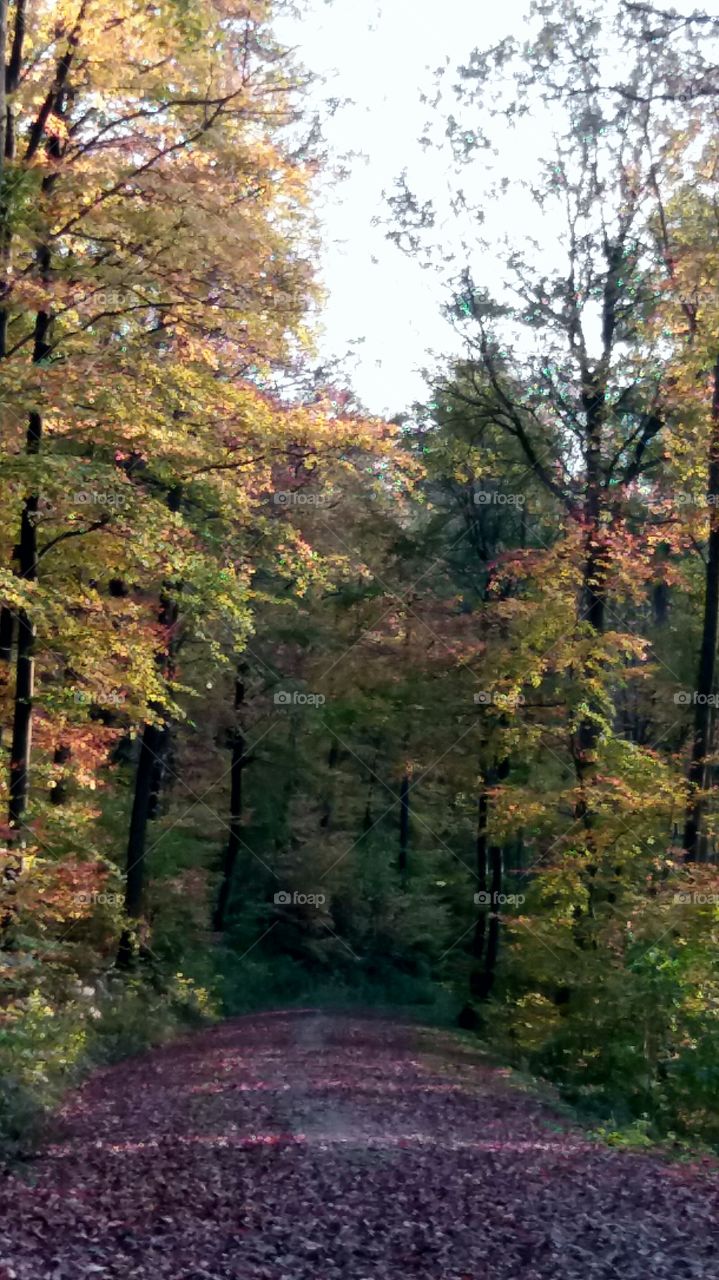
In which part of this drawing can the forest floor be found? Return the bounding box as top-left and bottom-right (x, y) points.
(1, 1010), (718, 1279)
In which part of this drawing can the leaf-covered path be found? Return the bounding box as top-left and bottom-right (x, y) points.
(1, 1011), (718, 1279)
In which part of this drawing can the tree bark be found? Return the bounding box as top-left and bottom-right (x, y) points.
(116, 719), (165, 968)
(398, 772), (410, 876)
(0, 606), (13, 665)
(0, 1), (7, 188)
(319, 741), (339, 830)
(49, 742), (71, 805)
(684, 354), (719, 861)
(481, 843), (503, 997)
(116, 569), (180, 966)
(7, 282), (50, 832)
(469, 759), (508, 1002)
(573, 374), (607, 832)
(470, 788), (489, 980)
(1, 0), (29, 358)
(213, 669), (247, 931)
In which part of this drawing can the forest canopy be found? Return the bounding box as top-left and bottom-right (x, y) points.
(2, 0), (719, 1155)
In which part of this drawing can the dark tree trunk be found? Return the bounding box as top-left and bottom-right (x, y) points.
(470, 789), (489, 984)
(8, 418), (42, 832)
(116, 720), (165, 968)
(0, 606), (13, 664)
(0, 1), (7, 176)
(684, 355), (719, 861)
(319, 741), (339, 830)
(7, 241), (51, 832)
(3, 0), (25, 166)
(144, 554), (181, 823)
(117, 569), (180, 968)
(147, 725), (171, 821)
(362, 756), (378, 833)
(0, 0), (26, 349)
(398, 773), (410, 875)
(573, 379), (607, 833)
(469, 758), (508, 1002)
(213, 670), (246, 932)
(49, 742), (71, 805)
(480, 843), (503, 998)
(0, 607), (14, 751)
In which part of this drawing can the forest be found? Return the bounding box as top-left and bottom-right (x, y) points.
(3, 0), (719, 1173)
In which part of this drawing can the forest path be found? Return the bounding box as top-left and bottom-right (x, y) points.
(1, 1010), (718, 1279)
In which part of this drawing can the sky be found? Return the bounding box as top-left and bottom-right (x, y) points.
(279, 0), (532, 416)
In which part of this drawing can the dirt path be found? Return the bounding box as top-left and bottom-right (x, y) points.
(1, 1011), (718, 1279)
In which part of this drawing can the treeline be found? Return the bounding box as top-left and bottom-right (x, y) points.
(4, 0), (719, 1155)
(0, 0), (400, 1148)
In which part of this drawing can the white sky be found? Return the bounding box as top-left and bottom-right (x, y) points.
(279, 0), (719, 417)
(280, 0), (532, 416)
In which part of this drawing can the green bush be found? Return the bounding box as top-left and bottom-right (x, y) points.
(0, 971), (218, 1161)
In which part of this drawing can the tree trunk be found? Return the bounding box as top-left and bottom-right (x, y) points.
(116, 719), (165, 968)
(470, 788), (489, 985)
(147, 725), (171, 821)
(469, 758), (508, 1002)
(480, 843), (503, 999)
(7, 271), (49, 830)
(0, 0), (26, 346)
(117, 571), (180, 966)
(0, 1), (7, 177)
(7, 415), (42, 832)
(213, 670), (246, 931)
(0, 608), (14, 750)
(684, 354), (719, 861)
(398, 773), (410, 876)
(0, 606), (13, 665)
(49, 743), (71, 805)
(319, 741), (339, 830)
(362, 755), (378, 833)
(573, 379), (607, 832)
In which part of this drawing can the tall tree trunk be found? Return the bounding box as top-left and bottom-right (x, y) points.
(0, 0), (27, 709)
(116, 567), (180, 966)
(469, 788), (489, 994)
(319, 741), (339, 830)
(116, 720), (165, 969)
(398, 772), (410, 876)
(8, 419), (41, 831)
(213, 669), (247, 932)
(0, 606), (13, 665)
(0, 608), (14, 751)
(7, 274), (50, 834)
(362, 754), (378, 832)
(469, 760), (508, 1002)
(684, 355), (719, 861)
(573, 378), (607, 833)
(49, 742), (71, 805)
(0, 0), (27, 345)
(481, 843), (503, 998)
(0, 1), (7, 174)
(147, 725), (171, 821)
